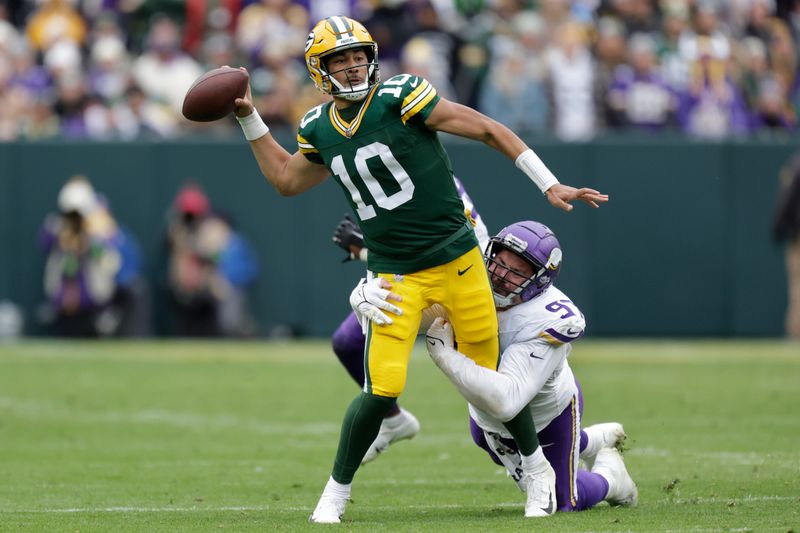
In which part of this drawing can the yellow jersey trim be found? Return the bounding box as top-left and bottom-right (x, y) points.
(539, 331), (563, 345)
(297, 134), (318, 154)
(329, 85), (379, 138)
(401, 80), (436, 124)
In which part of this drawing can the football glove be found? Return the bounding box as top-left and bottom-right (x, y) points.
(332, 214), (364, 262)
(350, 277), (402, 328)
(425, 317), (455, 363)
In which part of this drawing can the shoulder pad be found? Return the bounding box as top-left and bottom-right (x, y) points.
(539, 313), (585, 346)
(503, 287), (586, 346)
(376, 74), (439, 123)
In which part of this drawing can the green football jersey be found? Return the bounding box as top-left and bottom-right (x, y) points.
(297, 74), (477, 274)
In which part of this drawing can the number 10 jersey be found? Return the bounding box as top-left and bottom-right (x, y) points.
(297, 74), (478, 274)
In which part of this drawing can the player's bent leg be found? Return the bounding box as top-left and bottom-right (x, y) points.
(538, 395), (582, 511)
(332, 392), (397, 482)
(574, 470), (610, 510)
(361, 407), (420, 465)
(355, 274), (425, 464)
(469, 417), (506, 466)
(575, 377), (589, 454)
(331, 311), (368, 387)
(312, 392), (397, 523)
(332, 311), (404, 422)
(443, 249), (554, 517)
(312, 391), (397, 523)
(479, 427), (530, 493)
(592, 448), (638, 507)
(580, 423), (626, 469)
(313, 278), (425, 523)
(442, 247), (500, 370)
(362, 274), (424, 397)
(358, 318), (419, 464)
(554, 381), (609, 514)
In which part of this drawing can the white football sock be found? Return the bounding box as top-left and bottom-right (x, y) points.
(323, 476), (351, 499)
(521, 446), (548, 473)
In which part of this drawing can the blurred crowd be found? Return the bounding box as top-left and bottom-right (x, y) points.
(38, 176), (259, 337)
(0, 0), (799, 141)
(38, 176), (151, 336)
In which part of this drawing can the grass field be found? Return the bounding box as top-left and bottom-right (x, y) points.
(0, 340), (798, 532)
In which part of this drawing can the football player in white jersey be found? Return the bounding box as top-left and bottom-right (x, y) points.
(353, 220), (638, 512)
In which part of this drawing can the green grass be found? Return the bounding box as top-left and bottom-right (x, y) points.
(0, 340), (798, 532)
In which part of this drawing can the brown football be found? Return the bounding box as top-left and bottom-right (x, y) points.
(182, 66), (248, 122)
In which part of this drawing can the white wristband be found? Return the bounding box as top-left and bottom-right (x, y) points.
(515, 148), (559, 194)
(236, 109), (269, 141)
(357, 248), (369, 262)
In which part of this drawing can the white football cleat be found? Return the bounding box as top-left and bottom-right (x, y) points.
(309, 477), (351, 524)
(361, 408), (420, 464)
(309, 493), (348, 524)
(592, 447), (638, 507)
(522, 463), (557, 518)
(581, 422), (626, 469)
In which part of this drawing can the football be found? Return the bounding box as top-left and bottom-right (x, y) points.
(182, 66), (249, 122)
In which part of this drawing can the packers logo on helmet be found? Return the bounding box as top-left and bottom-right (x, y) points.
(305, 16), (380, 101)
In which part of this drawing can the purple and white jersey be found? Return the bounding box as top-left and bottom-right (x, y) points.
(469, 285), (585, 435)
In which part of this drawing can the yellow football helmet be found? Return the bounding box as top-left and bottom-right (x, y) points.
(304, 16), (380, 101)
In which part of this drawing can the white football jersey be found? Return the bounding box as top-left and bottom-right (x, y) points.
(469, 285), (585, 436)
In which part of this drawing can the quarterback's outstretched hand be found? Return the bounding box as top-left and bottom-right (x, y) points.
(426, 317), (456, 363)
(233, 67), (254, 117)
(332, 214), (365, 262)
(546, 183), (609, 212)
(350, 277), (402, 326)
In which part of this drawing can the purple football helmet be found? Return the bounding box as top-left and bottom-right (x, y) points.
(484, 221), (562, 307)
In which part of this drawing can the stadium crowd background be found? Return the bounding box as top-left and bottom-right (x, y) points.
(0, 0), (798, 141)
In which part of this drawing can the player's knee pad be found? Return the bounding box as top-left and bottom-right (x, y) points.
(363, 329), (413, 397)
(365, 362), (408, 397)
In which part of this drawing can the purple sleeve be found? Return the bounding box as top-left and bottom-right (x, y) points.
(452, 176), (481, 221)
(453, 176), (465, 196)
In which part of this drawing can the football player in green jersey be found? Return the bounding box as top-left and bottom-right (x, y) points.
(231, 15), (608, 523)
